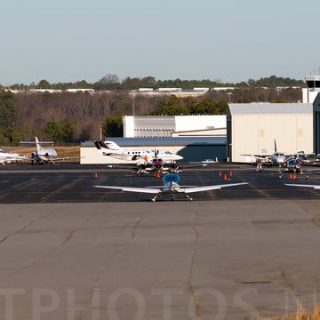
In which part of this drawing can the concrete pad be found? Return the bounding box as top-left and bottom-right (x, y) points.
(0, 200), (319, 319)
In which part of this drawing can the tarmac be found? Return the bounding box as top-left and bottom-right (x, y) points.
(0, 163), (320, 203)
(0, 164), (320, 319)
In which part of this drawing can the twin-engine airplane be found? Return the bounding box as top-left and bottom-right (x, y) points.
(94, 140), (218, 176)
(21, 137), (75, 165)
(242, 140), (287, 167)
(94, 140), (185, 176)
(94, 140), (183, 162)
(94, 172), (248, 202)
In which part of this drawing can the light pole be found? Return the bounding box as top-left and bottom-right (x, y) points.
(132, 90), (136, 115)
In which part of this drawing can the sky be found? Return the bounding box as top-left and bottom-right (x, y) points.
(1, 0), (320, 85)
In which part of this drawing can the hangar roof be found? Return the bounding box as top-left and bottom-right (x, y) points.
(81, 136), (226, 147)
(228, 103), (312, 115)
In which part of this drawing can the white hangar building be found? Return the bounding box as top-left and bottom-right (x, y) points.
(227, 103), (314, 163)
(123, 115), (226, 138)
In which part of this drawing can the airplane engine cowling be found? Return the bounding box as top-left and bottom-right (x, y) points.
(152, 159), (164, 169)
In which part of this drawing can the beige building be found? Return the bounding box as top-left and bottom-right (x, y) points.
(227, 103), (313, 163)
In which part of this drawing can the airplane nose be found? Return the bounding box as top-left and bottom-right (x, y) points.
(176, 155), (183, 160)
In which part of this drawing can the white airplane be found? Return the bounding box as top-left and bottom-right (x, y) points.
(94, 172), (248, 202)
(0, 149), (26, 165)
(284, 184), (320, 190)
(94, 140), (183, 163)
(21, 137), (74, 165)
(242, 140), (286, 167)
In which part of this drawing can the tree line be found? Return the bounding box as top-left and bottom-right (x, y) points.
(0, 86), (302, 144)
(2, 75), (305, 91)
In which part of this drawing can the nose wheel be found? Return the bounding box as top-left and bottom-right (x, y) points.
(151, 194), (160, 202)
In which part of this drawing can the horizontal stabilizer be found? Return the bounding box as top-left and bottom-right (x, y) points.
(20, 141), (53, 144)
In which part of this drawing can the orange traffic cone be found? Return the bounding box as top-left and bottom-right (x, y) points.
(229, 171), (233, 177)
(224, 174), (228, 182)
(219, 171), (222, 177)
(93, 172), (98, 179)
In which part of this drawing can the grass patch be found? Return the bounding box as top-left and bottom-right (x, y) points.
(270, 305), (320, 320)
(9, 145), (80, 161)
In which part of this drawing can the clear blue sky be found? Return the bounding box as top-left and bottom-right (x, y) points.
(1, 0), (319, 85)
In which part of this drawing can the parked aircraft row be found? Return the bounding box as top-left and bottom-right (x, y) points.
(2, 138), (320, 201)
(90, 139), (320, 201)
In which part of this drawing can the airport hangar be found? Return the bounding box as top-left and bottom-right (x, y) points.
(80, 95), (320, 164)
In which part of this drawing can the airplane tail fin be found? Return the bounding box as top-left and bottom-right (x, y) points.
(94, 140), (122, 151)
(35, 137), (42, 153)
(94, 140), (125, 158)
(104, 141), (122, 151)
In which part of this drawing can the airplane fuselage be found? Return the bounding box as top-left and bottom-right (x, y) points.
(271, 153), (286, 166)
(32, 148), (58, 164)
(95, 140), (183, 162)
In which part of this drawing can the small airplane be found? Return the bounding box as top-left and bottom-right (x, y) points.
(243, 140), (287, 168)
(0, 149), (26, 165)
(21, 137), (75, 165)
(94, 140), (183, 162)
(296, 152), (320, 165)
(94, 172), (248, 202)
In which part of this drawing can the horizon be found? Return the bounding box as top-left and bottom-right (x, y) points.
(0, 74), (307, 87)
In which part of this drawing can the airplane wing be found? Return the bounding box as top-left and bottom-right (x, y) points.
(176, 162), (216, 169)
(107, 164), (141, 170)
(0, 155), (27, 164)
(260, 166), (320, 173)
(284, 184), (320, 190)
(44, 156), (79, 162)
(181, 182), (248, 193)
(241, 153), (271, 158)
(94, 185), (161, 194)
